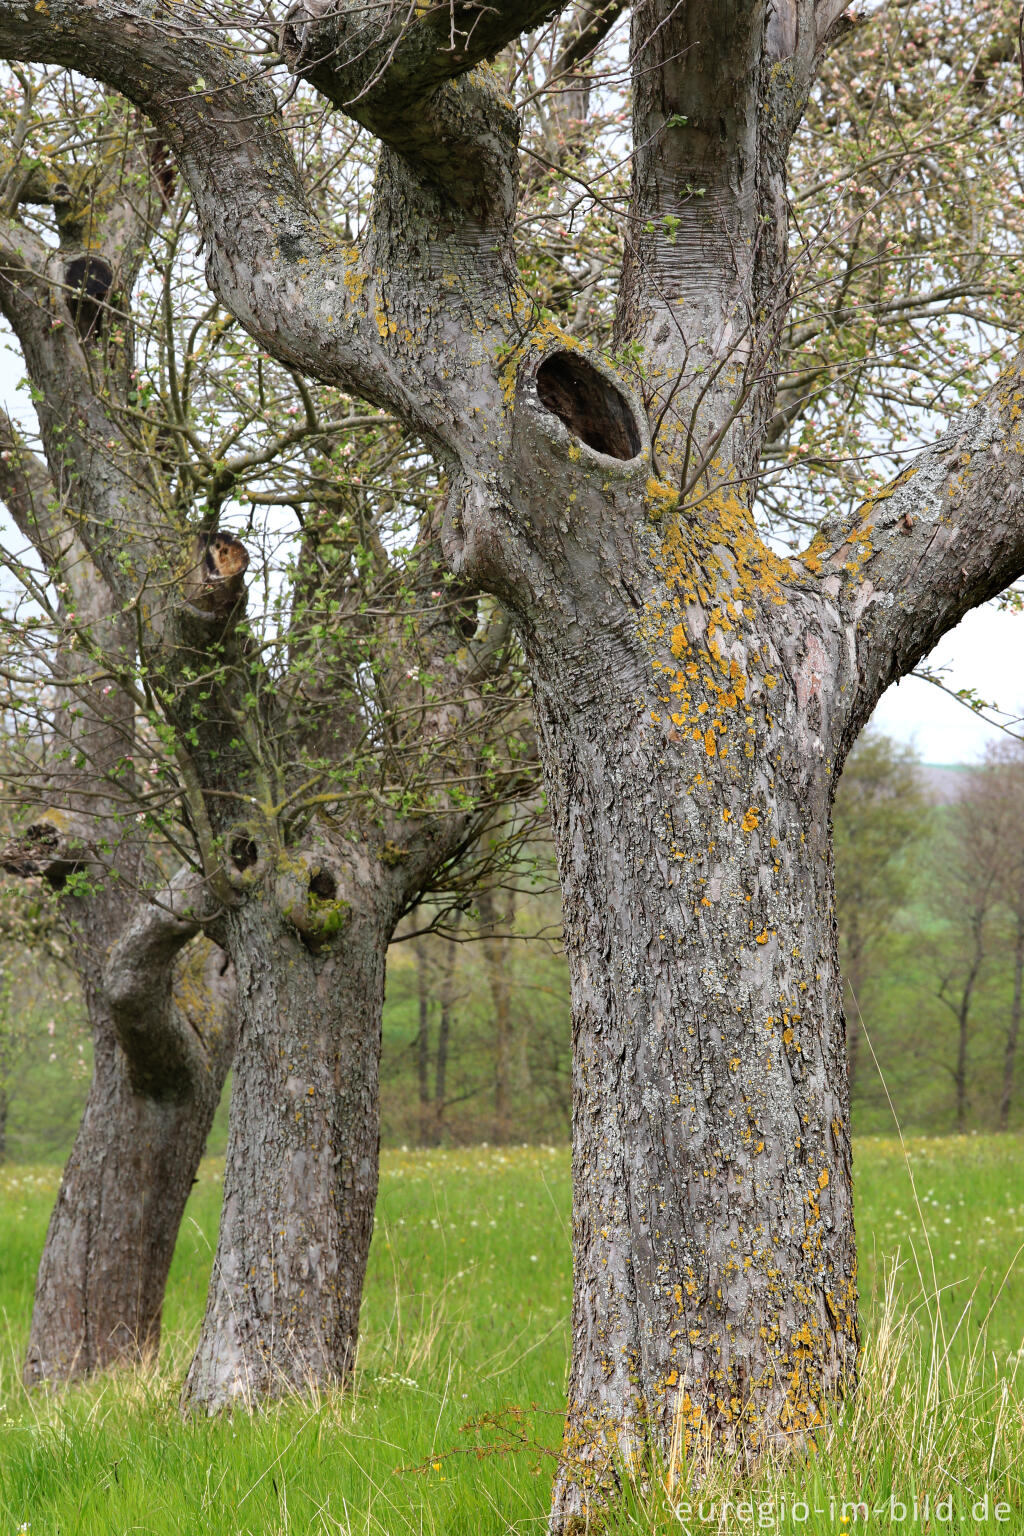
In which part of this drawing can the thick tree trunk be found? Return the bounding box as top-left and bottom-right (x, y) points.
(180, 895), (388, 1410)
(533, 608), (857, 1523)
(23, 980), (227, 1384)
(1000, 908), (1024, 1130)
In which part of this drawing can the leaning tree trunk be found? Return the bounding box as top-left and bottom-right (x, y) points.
(24, 965), (230, 1384)
(529, 561), (858, 1522)
(181, 892), (390, 1410)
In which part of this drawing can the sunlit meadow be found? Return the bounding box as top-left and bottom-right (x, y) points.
(1, 1137), (1023, 1534)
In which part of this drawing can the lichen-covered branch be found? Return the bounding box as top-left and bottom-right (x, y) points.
(812, 358), (1024, 735)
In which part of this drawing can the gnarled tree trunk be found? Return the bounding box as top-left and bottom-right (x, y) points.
(6, 0), (1024, 1523)
(24, 939), (234, 1384)
(523, 507), (858, 1518)
(181, 892), (389, 1409)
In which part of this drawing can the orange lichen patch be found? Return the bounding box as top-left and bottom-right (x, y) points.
(704, 730), (717, 757)
(647, 476), (680, 519)
(636, 467), (806, 749)
(499, 315), (585, 405)
(741, 806), (760, 832)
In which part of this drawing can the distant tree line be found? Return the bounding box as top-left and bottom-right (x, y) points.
(377, 731), (1024, 1146)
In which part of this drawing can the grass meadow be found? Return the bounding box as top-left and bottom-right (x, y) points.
(1, 1136), (1024, 1534)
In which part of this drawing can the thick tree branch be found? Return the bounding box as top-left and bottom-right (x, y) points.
(616, 0), (855, 488)
(281, 0), (564, 214)
(0, 0), (426, 420)
(813, 360), (1024, 734)
(104, 867), (235, 1099)
(0, 209), (177, 605)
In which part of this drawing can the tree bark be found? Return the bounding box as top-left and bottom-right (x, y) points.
(180, 894), (389, 1409)
(10, 0), (1024, 1513)
(24, 938), (234, 1385)
(532, 592), (857, 1521)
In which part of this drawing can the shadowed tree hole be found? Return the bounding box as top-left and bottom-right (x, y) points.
(63, 254), (114, 339)
(535, 351), (641, 460)
(309, 869), (337, 900)
(230, 836), (259, 871)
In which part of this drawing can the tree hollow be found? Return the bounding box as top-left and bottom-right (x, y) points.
(535, 351), (640, 460)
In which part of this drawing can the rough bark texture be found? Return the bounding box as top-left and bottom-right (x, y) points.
(0, 258), (239, 1384)
(0, 93), (512, 1411)
(24, 937), (235, 1384)
(181, 893), (390, 1406)
(6, 0), (1024, 1521)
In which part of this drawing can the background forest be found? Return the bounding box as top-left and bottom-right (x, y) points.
(5, 725), (1024, 1160)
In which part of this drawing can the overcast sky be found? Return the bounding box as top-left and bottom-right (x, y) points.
(2, 337), (1018, 766)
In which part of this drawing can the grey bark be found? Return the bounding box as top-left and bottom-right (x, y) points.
(181, 893), (389, 1406)
(7, 0), (1024, 1520)
(24, 931), (235, 1384)
(0, 432), (236, 1385)
(0, 281), (239, 1383)
(0, 105), (512, 1411)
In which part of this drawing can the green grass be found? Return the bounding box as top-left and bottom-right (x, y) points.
(1, 1137), (1024, 1533)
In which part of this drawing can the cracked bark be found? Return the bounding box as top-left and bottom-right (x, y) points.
(0, 405), (238, 1386)
(0, 118), (514, 1406)
(24, 929), (235, 1384)
(5, 0), (1024, 1519)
